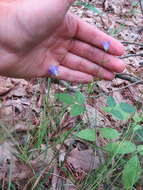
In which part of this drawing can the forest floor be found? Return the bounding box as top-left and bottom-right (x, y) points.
(0, 0), (143, 189)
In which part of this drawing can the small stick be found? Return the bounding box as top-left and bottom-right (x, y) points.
(120, 53), (143, 59)
(59, 80), (78, 92)
(88, 80), (143, 98)
(122, 41), (143, 47)
(115, 74), (140, 83)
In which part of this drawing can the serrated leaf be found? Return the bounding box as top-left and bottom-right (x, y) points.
(119, 102), (136, 114)
(75, 91), (86, 104)
(70, 104), (85, 116)
(106, 96), (116, 108)
(110, 109), (124, 120)
(122, 156), (141, 190)
(55, 93), (74, 105)
(137, 145), (143, 156)
(104, 141), (136, 155)
(76, 128), (96, 142)
(99, 127), (120, 139)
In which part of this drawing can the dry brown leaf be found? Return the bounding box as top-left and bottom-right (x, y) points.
(64, 179), (76, 190)
(83, 104), (106, 127)
(66, 147), (100, 172)
(7, 86), (27, 98)
(0, 141), (17, 163)
(0, 77), (14, 96)
(0, 105), (13, 121)
(15, 122), (29, 132)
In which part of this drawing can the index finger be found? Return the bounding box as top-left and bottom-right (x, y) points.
(74, 17), (125, 56)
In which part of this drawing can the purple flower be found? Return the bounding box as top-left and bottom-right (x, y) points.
(102, 41), (110, 52)
(48, 65), (59, 76)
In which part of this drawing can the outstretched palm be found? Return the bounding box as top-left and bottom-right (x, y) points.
(0, 0), (125, 83)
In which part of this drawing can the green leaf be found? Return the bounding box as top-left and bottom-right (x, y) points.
(104, 141), (136, 155)
(133, 113), (143, 123)
(99, 127), (120, 139)
(137, 145), (143, 156)
(133, 125), (142, 132)
(70, 104), (85, 116)
(134, 128), (143, 142)
(122, 156), (141, 190)
(119, 102), (136, 114)
(85, 4), (102, 14)
(55, 93), (74, 105)
(103, 104), (130, 120)
(76, 1), (102, 14)
(106, 96), (116, 108)
(102, 106), (112, 113)
(76, 128), (96, 142)
(132, 1), (138, 7)
(110, 109), (125, 120)
(75, 91), (86, 104)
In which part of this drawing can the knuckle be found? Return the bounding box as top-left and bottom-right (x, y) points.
(85, 45), (96, 58)
(95, 67), (103, 78)
(77, 60), (84, 71)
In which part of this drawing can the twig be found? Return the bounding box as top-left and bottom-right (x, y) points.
(138, 0), (143, 15)
(115, 73), (140, 83)
(88, 80), (143, 98)
(120, 53), (143, 59)
(59, 80), (78, 92)
(122, 41), (143, 47)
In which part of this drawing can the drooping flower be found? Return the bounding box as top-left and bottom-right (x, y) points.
(48, 65), (59, 76)
(102, 41), (110, 52)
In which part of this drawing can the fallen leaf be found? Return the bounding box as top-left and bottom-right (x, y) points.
(66, 147), (100, 172)
(0, 77), (14, 96)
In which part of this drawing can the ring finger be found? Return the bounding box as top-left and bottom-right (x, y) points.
(62, 52), (115, 80)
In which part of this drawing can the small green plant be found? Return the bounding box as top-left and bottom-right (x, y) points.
(103, 96), (136, 120)
(107, 24), (125, 37)
(122, 155), (141, 189)
(56, 91), (86, 116)
(55, 91), (143, 189)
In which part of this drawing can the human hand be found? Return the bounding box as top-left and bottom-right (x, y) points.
(0, 0), (125, 83)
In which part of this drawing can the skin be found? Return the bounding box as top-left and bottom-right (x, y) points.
(0, 0), (125, 83)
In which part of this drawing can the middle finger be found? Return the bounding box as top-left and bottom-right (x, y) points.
(70, 40), (125, 73)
